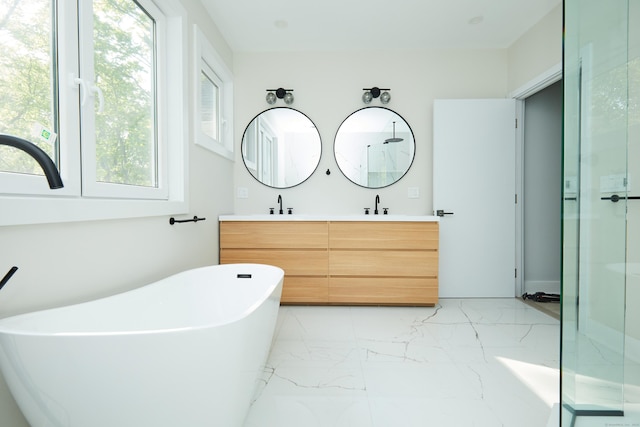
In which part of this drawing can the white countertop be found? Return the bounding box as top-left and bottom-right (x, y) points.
(219, 214), (439, 222)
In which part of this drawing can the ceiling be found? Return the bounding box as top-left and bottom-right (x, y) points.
(200, 0), (561, 53)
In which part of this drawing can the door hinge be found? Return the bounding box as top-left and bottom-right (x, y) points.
(515, 118), (518, 128)
(515, 268), (518, 278)
(515, 194), (518, 204)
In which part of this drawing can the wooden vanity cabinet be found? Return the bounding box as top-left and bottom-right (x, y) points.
(328, 222), (438, 305)
(219, 221), (329, 303)
(219, 220), (438, 306)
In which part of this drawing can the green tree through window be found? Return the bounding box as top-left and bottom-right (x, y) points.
(0, 0), (57, 176)
(0, 0), (158, 188)
(93, 0), (156, 187)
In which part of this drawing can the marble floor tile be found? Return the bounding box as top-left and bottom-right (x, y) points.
(246, 298), (560, 427)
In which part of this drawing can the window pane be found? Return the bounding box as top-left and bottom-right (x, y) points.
(200, 70), (219, 140)
(0, 0), (58, 176)
(93, 0), (156, 187)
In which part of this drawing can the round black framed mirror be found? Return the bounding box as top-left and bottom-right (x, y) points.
(241, 107), (322, 188)
(334, 106), (415, 188)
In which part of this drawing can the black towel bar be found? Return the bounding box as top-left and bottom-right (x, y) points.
(169, 216), (206, 225)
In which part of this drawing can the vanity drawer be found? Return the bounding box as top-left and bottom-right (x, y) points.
(329, 221), (438, 250)
(329, 250), (438, 277)
(329, 277), (438, 305)
(220, 221), (328, 249)
(220, 249), (328, 276)
(281, 277), (328, 304)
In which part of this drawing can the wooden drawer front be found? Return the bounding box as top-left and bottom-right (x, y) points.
(220, 221), (328, 249)
(220, 249), (328, 276)
(281, 277), (328, 303)
(329, 278), (438, 305)
(329, 222), (438, 250)
(329, 250), (437, 277)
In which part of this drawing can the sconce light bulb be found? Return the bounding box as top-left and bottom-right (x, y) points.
(284, 92), (294, 104)
(362, 91), (373, 104)
(266, 92), (277, 104)
(380, 91), (391, 104)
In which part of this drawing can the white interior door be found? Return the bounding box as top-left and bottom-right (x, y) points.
(433, 99), (516, 297)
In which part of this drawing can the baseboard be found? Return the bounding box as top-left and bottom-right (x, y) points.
(524, 280), (560, 295)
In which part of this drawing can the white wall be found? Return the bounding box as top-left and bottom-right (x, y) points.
(233, 49), (509, 216)
(0, 1), (235, 425)
(508, 5), (563, 93)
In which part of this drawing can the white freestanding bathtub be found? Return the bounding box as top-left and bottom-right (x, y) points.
(0, 263), (283, 427)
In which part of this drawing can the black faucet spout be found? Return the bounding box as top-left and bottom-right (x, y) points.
(374, 194), (380, 214)
(277, 194), (283, 214)
(0, 266), (18, 291)
(0, 134), (63, 189)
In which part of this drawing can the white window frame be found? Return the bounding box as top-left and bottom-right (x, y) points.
(79, 0), (168, 200)
(0, 0), (188, 226)
(193, 25), (234, 161)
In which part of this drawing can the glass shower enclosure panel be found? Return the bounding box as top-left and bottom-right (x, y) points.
(562, 0), (630, 423)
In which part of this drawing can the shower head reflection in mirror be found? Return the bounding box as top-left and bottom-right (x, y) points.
(334, 107), (415, 189)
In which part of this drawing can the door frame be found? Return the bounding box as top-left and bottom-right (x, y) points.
(510, 63), (563, 297)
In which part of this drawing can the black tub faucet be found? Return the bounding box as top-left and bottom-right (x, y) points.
(0, 266), (18, 291)
(374, 194), (380, 214)
(277, 194), (283, 214)
(0, 134), (63, 189)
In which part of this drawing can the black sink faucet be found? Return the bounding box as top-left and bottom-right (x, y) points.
(374, 194), (380, 215)
(0, 134), (63, 189)
(277, 194), (283, 214)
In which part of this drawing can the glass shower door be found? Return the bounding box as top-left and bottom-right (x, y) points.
(562, 0), (630, 423)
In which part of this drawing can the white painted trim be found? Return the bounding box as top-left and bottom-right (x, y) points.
(510, 63), (562, 100)
(511, 63), (562, 298)
(193, 25), (235, 161)
(515, 99), (525, 297)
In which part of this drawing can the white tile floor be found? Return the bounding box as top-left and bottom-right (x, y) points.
(244, 298), (560, 427)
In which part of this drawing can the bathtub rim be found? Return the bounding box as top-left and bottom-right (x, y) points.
(0, 263), (284, 337)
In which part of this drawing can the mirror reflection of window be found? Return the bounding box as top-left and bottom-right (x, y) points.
(335, 107), (415, 188)
(258, 119), (276, 186)
(243, 121), (257, 172)
(241, 108), (322, 188)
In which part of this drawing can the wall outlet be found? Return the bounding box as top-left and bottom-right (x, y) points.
(237, 187), (249, 199)
(408, 187), (420, 199)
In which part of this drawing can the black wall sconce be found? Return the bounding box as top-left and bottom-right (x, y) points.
(362, 87), (390, 104)
(266, 88), (294, 105)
